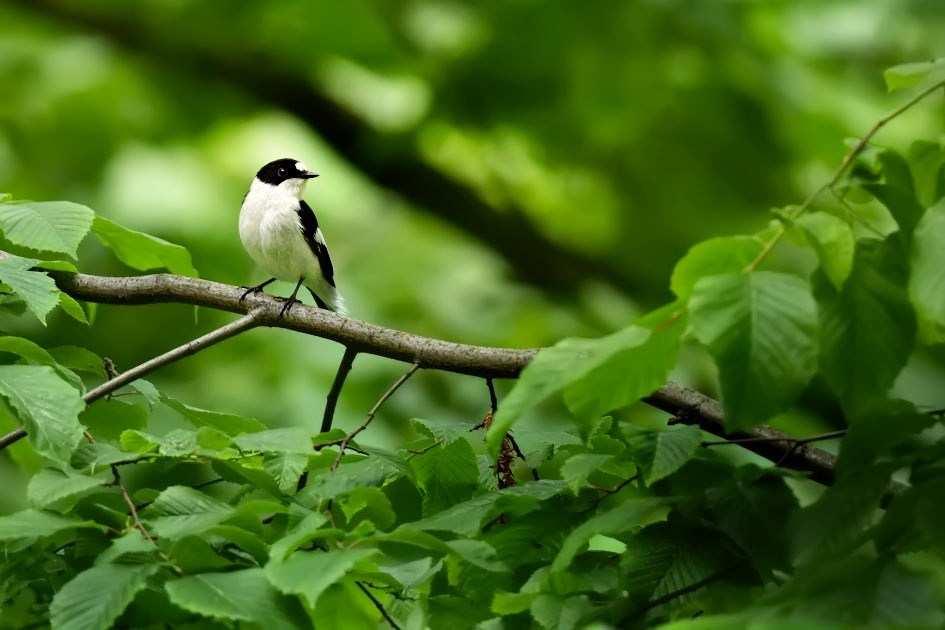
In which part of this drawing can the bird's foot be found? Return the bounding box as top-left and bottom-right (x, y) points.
(239, 278), (277, 302)
(277, 296), (299, 319)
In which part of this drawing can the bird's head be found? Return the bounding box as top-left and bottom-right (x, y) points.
(254, 158), (319, 198)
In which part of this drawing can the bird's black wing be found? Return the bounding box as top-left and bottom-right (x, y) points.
(296, 200), (336, 287)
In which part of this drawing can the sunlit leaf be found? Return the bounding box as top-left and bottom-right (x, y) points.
(884, 58), (945, 93)
(0, 364), (85, 463)
(689, 272), (818, 429)
(795, 212), (854, 290)
(626, 425), (702, 485)
(265, 548), (376, 608)
(0, 201), (94, 258)
(50, 563), (157, 630)
(412, 436), (478, 516)
(909, 198), (945, 343)
(0, 256), (61, 324)
(91, 215), (198, 276)
(817, 240), (915, 412)
(166, 568), (305, 629)
(143, 485), (235, 540)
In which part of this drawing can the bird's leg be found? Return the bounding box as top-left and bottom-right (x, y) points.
(240, 278), (277, 302)
(278, 278), (306, 318)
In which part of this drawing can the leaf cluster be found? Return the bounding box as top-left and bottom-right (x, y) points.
(3, 75), (945, 630)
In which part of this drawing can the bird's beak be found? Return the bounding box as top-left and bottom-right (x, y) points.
(301, 171), (319, 179)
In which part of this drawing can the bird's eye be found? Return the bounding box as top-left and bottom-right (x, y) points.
(277, 168), (286, 177)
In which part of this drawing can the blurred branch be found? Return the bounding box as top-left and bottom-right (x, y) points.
(11, 0), (642, 297)
(47, 269), (838, 484)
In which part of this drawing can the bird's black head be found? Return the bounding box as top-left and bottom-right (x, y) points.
(255, 158), (319, 185)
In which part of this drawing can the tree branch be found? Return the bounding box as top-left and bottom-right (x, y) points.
(53, 271), (537, 379)
(321, 347), (358, 434)
(47, 269), (842, 485)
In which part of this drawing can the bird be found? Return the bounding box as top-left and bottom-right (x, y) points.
(238, 158), (346, 317)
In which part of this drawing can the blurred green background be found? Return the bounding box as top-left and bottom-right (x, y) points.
(1, 0), (944, 507)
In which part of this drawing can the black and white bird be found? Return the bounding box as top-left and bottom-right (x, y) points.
(239, 158), (346, 316)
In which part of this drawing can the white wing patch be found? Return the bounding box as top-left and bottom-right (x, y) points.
(314, 227), (327, 246)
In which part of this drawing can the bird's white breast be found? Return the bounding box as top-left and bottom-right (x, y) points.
(239, 179), (318, 283)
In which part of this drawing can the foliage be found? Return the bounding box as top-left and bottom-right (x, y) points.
(0, 70), (944, 628)
(2, 1), (945, 626)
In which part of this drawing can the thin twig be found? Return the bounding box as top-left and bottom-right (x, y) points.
(486, 378), (498, 413)
(111, 465), (184, 576)
(321, 347), (358, 433)
(0, 310), (266, 451)
(323, 363), (421, 472)
(702, 430), (846, 448)
(356, 581), (402, 630)
(744, 80), (945, 273)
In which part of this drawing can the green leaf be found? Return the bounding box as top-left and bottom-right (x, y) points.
(706, 467), (799, 572)
(57, 292), (89, 324)
(817, 240), (915, 412)
(884, 58), (945, 93)
(313, 582), (380, 630)
(795, 212), (855, 290)
(531, 594), (592, 630)
(622, 520), (740, 605)
(50, 563), (157, 630)
(909, 198), (945, 343)
(411, 417), (476, 445)
(71, 441), (139, 472)
(563, 310), (685, 420)
(626, 425), (702, 485)
(488, 325), (654, 453)
(0, 200), (94, 258)
(269, 512), (331, 561)
(143, 486), (235, 540)
(0, 364), (85, 462)
(560, 453), (615, 493)
(906, 139), (945, 208)
(0, 255), (61, 324)
(165, 568), (305, 628)
(404, 480), (566, 536)
(791, 465), (891, 566)
(91, 215), (198, 276)
(96, 529), (155, 565)
(233, 427), (313, 454)
(0, 335), (83, 389)
(412, 436), (479, 516)
(552, 497), (669, 572)
(48, 345), (104, 377)
(689, 272), (818, 429)
(837, 400), (933, 477)
(27, 467), (108, 509)
(162, 395), (267, 435)
(263, 453), (307, 493)
(0, 508), (101, 541)
(670, 235), (764, 299)
(338, 486), (396, 531)
(265, 548), (376, 608)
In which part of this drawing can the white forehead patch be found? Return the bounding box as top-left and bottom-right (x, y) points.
(295, 161), (308, 172)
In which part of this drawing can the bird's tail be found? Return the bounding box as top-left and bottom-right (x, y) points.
(308, 287), (347, 316)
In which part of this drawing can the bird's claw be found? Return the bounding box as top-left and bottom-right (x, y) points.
(277, 297), (299, 319)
